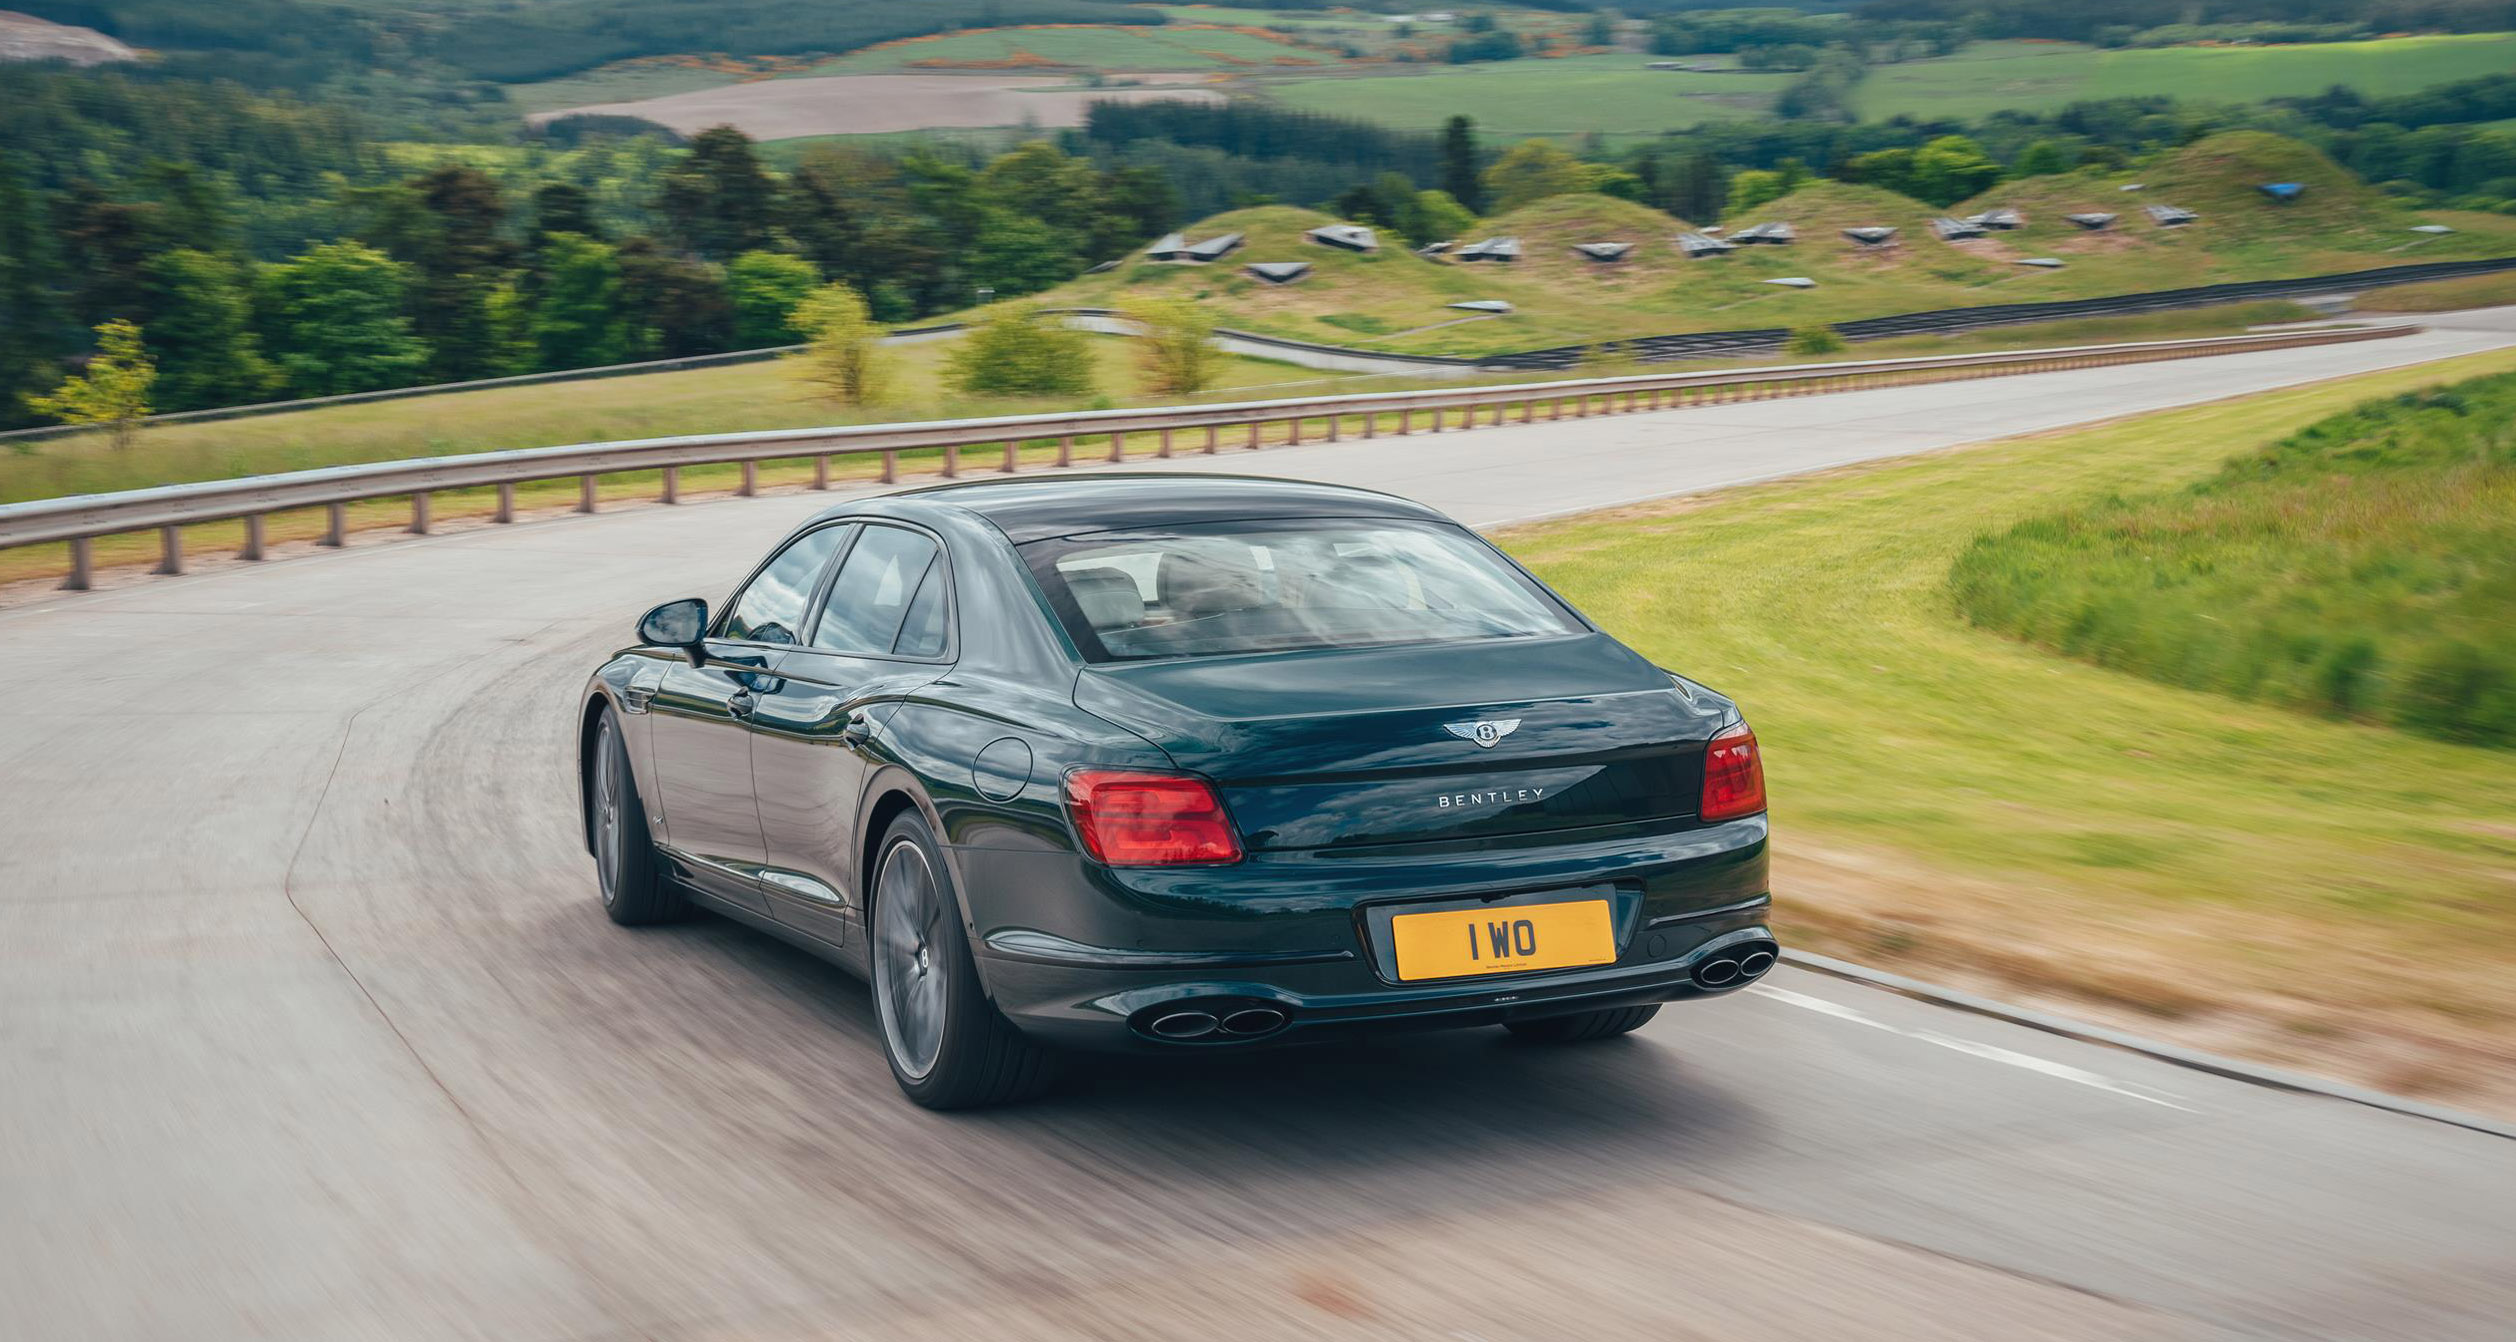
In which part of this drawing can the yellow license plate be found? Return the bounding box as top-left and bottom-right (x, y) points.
(1389, 900), (1617, 981)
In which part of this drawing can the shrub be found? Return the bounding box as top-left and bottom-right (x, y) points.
(792, 281), (889, 406)
(947, 305), (1094, 399)
(1127, 296), (1218, 397)
(1787, 325), (1847, 356)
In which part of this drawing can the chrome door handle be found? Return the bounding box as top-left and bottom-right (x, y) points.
(841, 717), (873, 744)
(728, 690), (756, 717)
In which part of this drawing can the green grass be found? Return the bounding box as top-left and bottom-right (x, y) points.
(1256, 54), (1789, 134)
(1952, 373), (2516, 747)
(1852, 33), (2516, 121)
(1500, 347), (2516, 1091)
(2359, 268), (2516, 312)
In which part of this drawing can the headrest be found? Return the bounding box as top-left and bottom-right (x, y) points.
(1158, 550), (1266, 617)
(1064, 567), (1146, 629)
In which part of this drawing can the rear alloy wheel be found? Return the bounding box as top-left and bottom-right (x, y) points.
(591, 708), (685, 926)
(868, 810), (1056, 1109)
(1504, 1004), (1660, 1043)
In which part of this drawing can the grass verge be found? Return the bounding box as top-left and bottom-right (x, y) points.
(1501, 346), (2516, 1112)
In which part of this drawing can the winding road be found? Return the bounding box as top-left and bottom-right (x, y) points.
(7, 312), (2516, 1341)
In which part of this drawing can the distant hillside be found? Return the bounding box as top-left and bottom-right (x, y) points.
(1031, 133), (2516, 358)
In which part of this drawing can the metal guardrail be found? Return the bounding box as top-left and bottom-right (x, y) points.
(0, 324), (2410, 591)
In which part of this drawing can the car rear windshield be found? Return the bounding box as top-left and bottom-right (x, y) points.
(1022, 518), (1582, 662)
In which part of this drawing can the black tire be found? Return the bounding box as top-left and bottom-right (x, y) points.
(1503, 1004), (1660, 1043)
(590, 707), (686, 926)
(868, 810), (1057, 1110)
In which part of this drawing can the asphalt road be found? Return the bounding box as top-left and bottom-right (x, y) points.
(7, 314), (2516, 1342)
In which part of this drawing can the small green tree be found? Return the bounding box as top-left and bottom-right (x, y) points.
(725, 250), (821, 348)
(1728, 169), (1789, 216)
(26, 318), (155, 450)
(1396, 189), (1478, 247)
(1909, 135), (2004, 208)
(1128, 296), (1218, 396)
(142, 249), (272, 412)
(2011, 139), (2077, 180)
(793, 281), (890, 406)
(947, 305), (1094, 399)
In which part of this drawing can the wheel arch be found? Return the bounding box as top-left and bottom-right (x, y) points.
(577, 688), (617, 857)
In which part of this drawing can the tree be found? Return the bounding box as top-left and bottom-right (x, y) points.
(661, 126), (778, 260)
(967, 209), (1079, 300)
(725, 250), (820, 348)
(1396, 189), (1477, 247)
(1482, 140), (1589, 213)
(2011, 139), (2077, 179)
(26, 319), (154, 450)
(1442, 115), (1484, 213)
(946, 305), (1093, 399)
(1128, 296), (1217, 396)
(255, 241), (430, 397)
(619, 237), (735, 358)
(1729, 169), (1788, 215)
(793, 281), (890, 406)
(380, 166), (517, 383)
(531, 232), (632, 370)
(142, 249), (270, 412)
(1667, 152), (1728, 225)
(0, 150), (67, 429)
(1909, 135), (2004, 207)
(531, 182), (600, 243)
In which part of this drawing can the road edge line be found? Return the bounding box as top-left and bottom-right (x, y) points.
(1778, 949), (2516, 1141)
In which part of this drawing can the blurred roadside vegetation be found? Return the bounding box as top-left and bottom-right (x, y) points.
(1953, 371), (2516, 747)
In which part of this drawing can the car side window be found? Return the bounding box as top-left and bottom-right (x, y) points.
(892, 563), (948, 659)
(811, 525), (942, 656)
(722, 524), (850, 646)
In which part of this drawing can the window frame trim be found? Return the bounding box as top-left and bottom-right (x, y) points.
(797, 519), (961, 665)
(709, 520), (861, 651)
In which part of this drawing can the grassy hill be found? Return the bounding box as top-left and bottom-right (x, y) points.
(1032, 133), (2516, 357)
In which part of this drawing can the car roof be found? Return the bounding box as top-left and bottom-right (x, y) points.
(836, 474), (1450, 544)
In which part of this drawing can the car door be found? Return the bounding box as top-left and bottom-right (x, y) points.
(750, 522), (954, 947)
(645, 521), (853, 913)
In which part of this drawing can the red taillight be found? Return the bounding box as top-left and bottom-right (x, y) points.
(1065, 769), (1244, 866)
(1699, 723), (1766, 822)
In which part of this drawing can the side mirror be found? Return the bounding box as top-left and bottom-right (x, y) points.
(638, 598), (709, 663)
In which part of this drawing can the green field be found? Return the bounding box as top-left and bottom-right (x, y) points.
(1853, 33), (2516, 121)
(1033, 134), (2516, 357)
(1504, 347), (2516, 1103)
(1257, 54), (1789, 134)
(507, 63), (756, 116)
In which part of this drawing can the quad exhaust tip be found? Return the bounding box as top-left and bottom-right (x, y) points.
(1692, 939), (1779, 991)
(1221, 1007), (1289, 1036)
(1148, 1010), (1219, 1040)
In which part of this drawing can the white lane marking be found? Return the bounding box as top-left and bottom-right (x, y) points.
(1752, 985), (2195, 1112)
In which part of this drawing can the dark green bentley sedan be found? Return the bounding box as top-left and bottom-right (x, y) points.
(579, 476), (1772, 1108)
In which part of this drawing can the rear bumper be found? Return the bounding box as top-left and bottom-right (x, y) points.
(950, 815), (1773, 1053)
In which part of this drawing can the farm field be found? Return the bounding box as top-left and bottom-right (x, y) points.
(1506, 346), (2516, 1106)
(1257, 53), (1787, 135)
(1853, 33), (2516, 121)
(526, 71), (1222, 138)
(799, 25), (1333, 74)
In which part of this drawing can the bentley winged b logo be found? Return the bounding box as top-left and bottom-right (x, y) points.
(1442, 718), (1523, 749)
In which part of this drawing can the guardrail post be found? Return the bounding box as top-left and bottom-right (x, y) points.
(813, 456), (830, 490)
(1002, 441), (1019, 473)
(1397, 408), (1412, 436)
(1327, 414), (1341, 442)
(409, 492), (431, 535)
(1363, 412), (1377, 439)
(662, 467), (679, 504)
(880, 450), (897, 483)
(1204, 425), (1219, 454)
(739, 461), (757, 497)
(578, 476), (598, 514)
(1246, 421), (1263, 449)
(942, 444), (959, 478)
(64, 537), (91, 591)
(1159, 427), (1174, 458)
(242, 514), (265, 561)
(1108, 432), (1126, 463)
(488, 490), (508, 528)
(155, 526), (182, 575)
(1056, 436), (1074, 467)
(1288, 417), (1303, 446)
